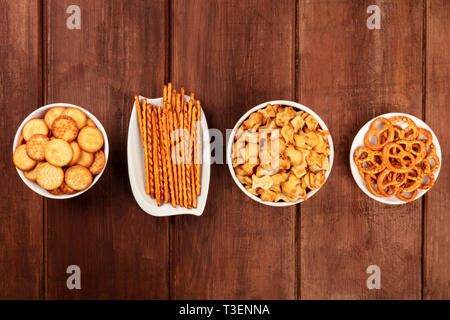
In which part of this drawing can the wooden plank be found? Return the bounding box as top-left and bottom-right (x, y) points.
(45, 0), (169, 299)
(0, 0), (43, 299)
(298, 0), (423, 299)
(424, 0), (450, 300)
(171, 0), (296, 299)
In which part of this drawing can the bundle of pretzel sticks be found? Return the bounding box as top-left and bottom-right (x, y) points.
(134, 83), (202, 208)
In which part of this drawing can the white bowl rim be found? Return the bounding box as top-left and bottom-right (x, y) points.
(12, 103), (109, 199)
(349, 112), (442, 205)
(226, 100), (334, 207)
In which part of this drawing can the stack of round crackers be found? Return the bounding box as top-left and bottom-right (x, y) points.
(13, 107), (106, 196)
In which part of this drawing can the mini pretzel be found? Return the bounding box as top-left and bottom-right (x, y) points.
(382, 142), (416, 173)
(420, 172), (435, 190)
(425, 144), (440, 174)
(354, 147), (385, 174)
(376, 169), (407, 197)
(364, 173), (384, 197)
(396, 189), (418, 202)
(417, 128), (433, 148)
(401, 167), (423, 193)
(390, 116), (418, 140)
(364, 117), (394, 151)
(397, 139), (426, 163)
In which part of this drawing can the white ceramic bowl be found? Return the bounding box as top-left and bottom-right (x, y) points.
(349, 112), (442, 205)
(226, 100), (334, 207)
(127, 96), (211, 217)
(12, 103), (109, 199)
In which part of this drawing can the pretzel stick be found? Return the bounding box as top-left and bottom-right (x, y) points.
(184, 99), (193, 208)
(175, 94), (185, 207)
(147, 104), (155, 198)
(168, 101), (179, 206)
(190, 104), (197, 208)
(164, 108), (176, 208)
(195, 100), (202, 196)
(173, 93), (182, 206)
(135, 95), (144, 143)
(180, 101), (188, 208)
(157, 107), (164, 201)
(159, 107), (170, 203)
(191, 163), (197, 208)
(152, 107), (162, 206)
(142, 99), (150, 195)
(168, 83), (173, 104)
(181, 87), (185, 108)
(163, 85), (168, 105)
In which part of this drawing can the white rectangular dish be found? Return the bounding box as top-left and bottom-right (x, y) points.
(127, 96), (210, 217)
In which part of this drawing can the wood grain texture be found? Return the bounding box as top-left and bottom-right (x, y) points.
(0, 0), (43, 299)
(44, 0), (169, 299)
(424, 0), (450, 300)
(298, 0), (423, 299)
(171, 0), (296, 299)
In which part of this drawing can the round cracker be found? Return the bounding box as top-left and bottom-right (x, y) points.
(77, 126), (104, 153)
(23, 162), (45, 181)
(26, 134), (50, 161)
(51, 115), (78, 142)
(65, 165), (93, 191)
(13, 144), (37, 171)
(86, 118), (96, 128)
(60, 181), (76, 194)
(76, 150), (94, 167)
(36, 162), (64, 190)
(69, 141), (81, 166)
(45, 138), (73, 167)
(44, 107), (65, 128)
(49, 187), (64, 196)
(62, 108), (87, 129)
(89, 150), (106, 175)
(23, 119), (49, 141)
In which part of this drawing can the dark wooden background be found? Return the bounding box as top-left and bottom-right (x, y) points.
(0, 0), (448, 299)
